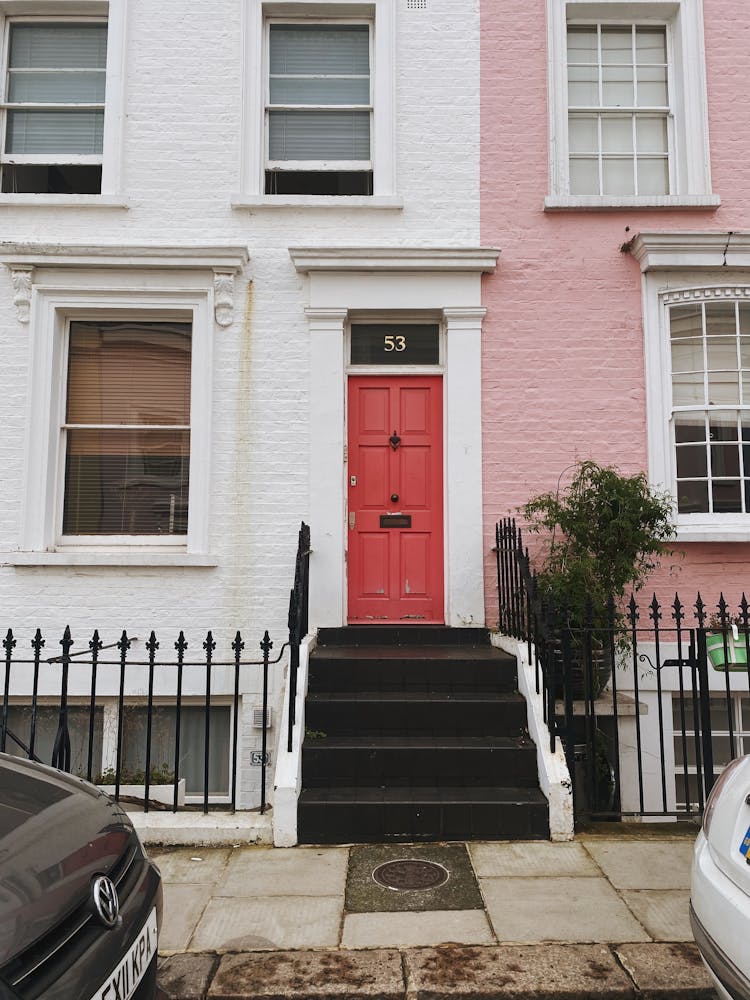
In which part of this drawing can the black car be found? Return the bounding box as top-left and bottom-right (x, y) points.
(0, 752), (162, 1000)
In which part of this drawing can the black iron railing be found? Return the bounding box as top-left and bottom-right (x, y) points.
(0, 523), (312, 813)
(287, 521), (311, 752)
(496, 517), (750, 823)
(1, 625), (283, 814)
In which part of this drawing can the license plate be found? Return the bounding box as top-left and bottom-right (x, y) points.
(89, 908), (158, 1000)
(740, 825), (750, 860)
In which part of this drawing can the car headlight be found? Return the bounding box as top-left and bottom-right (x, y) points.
(703, 755), (746, 838)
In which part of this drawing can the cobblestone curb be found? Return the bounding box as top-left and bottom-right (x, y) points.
(157, 942), (715, 1000)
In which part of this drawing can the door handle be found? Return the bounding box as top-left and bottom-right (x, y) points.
(349, 511), (356, 530)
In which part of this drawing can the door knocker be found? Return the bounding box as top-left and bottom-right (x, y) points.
(389, 431), (401, 451)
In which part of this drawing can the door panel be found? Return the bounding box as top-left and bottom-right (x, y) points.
(347, 376), (444, 623)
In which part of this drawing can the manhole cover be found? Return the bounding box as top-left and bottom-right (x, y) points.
(372, 859), (449, 891)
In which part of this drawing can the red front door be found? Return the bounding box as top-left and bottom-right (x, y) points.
(347, 376), (444, 623)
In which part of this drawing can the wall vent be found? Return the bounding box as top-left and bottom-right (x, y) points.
(253, 706), (273, 729)
(406, 0), (426, 7)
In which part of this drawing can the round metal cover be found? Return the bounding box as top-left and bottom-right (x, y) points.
(372, 859), (449, 891)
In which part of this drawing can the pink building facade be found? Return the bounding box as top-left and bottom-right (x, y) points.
(481, 0), (750, 615)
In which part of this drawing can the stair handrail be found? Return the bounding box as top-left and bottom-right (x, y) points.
(287, 522), (311, 752)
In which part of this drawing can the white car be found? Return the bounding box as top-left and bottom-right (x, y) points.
(691, 754), (750, 1000)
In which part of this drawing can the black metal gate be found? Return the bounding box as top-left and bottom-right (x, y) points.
(496, 517), (750, 823)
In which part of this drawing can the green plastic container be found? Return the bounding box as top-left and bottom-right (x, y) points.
(706, 631), (749, 670)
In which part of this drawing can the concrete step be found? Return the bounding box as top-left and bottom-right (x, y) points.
(304, 690), (528, 737)
(301, 735), (539, 788)
(297, 784), (550, 842)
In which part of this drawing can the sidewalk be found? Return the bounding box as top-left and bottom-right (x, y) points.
(152, 827), (717, 1000)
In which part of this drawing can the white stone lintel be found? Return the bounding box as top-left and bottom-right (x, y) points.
(0, 243), (249, 272)
(290, 247), (500, 274)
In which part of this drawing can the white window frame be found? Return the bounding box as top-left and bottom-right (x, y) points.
(0, 0), (126, 206)
(545, 0), (718, 210)
(235, 0), (399, 209)
(23, 288), (211, 559)
(634, 231), (750, 541)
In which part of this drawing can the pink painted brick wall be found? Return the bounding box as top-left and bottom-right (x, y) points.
(480, 0), (750, 622)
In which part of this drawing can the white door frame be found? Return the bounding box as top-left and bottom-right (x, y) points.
(289, 247), (499, 628)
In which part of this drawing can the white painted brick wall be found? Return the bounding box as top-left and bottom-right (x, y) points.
(0, 0), (481, 807)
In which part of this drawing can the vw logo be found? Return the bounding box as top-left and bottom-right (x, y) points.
(92, 875), (119, 928)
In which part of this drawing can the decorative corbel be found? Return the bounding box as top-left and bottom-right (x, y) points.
(9, 265), (33, 323)
(213, 269), (235, 328)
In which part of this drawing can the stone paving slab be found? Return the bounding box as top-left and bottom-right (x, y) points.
(480, 877), (651, 943)
(342, 910), (494, 949)
(151, 848), (232, 885)
(581, 841), (695, 891)
(190, 896), (343, 951)
(615, 942), (716, 999)
(207, 949), (405, 1000)
(403, 944), (636, 999)
(160, 885), (214, 953)
(469, 842), (599, 879)
(618, 891), (693, 942)
(216, 846), (348, 897)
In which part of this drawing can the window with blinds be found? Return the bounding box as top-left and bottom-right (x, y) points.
(62, 321), (191, 537)
(1, 22), (107, 194)
(265, 23), (373, 195)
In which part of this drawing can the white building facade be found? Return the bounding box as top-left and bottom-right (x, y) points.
(0, 0), (492, 817)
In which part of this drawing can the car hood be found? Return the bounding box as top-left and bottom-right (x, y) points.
(0, 753), (136, 966)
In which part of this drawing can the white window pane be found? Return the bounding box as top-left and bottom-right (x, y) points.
(708, 372), (740, 405)
(567, 26), (597, 64)
(671, 305), (703, 339)
(671, 338), (703, 373)
(602, 156), (634, 195)
(569, 115), (598, 153)
(568, 65), (598, 105)
(8, 70), (106, 104)
(270, 76), (369, 105)
(677, 480), (709, 513)
(706, 302), (738, 336)
(707, 337), (739, 372)
(9, 24), (107, 69)
(601, 27), (632, 64)
(674, 412), (707, 443)
(676, 444), (708, 478)
(601, 116), (632, 152)
(710, 412), (740, 441)
(673, 372), (705, 405)
(6, 109), (103, 153)
(712, 444), (741, 477)
(636, 116), (668, 153)
(64, 430), (190, 534)
(602, 66), (634, 106)
(636, 27), (667, 64)
(269, 110), (370, 160)
(637, 156), (669, 195)
(637, 65), (668, 106)
(270, 25), (369, 76)
(569, 157), (599, 194)
(713, 480), (742, 513)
